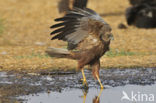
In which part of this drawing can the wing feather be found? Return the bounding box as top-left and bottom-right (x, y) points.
(50, 7), (108, 49)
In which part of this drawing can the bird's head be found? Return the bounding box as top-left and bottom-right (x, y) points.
(100, 24), (114, 42)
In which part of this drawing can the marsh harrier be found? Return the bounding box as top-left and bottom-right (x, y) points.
(46, 8), (113, 88)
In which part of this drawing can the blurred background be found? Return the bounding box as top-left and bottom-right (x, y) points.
(0, 0), (156, 71)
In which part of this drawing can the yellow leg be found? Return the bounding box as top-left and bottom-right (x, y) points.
(81, 69), (88, 86)
(82, 90), (87, 103)
(97, 88), (103, 99)
(96, 74), (104, 89)
(94, 89), (103, 102)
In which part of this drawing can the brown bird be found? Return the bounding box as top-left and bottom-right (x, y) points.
(58, 0), (88, 14)
(46, 8), (114, 89)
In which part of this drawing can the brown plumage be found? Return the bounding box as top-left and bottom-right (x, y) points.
(46, 8), (113, 88)
(58, 0), (88, 14)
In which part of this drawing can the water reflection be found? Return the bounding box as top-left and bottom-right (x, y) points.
(93, 96), (99, 103)
(92, 89), (103, 103)
(82, 88), (103, 103)
(20, 84), (156, 103)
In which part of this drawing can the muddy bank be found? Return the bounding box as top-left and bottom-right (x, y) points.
(0, 68), (156, 103)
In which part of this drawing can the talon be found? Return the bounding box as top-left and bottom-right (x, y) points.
(96, 74), (104, 89)
(81, 69), (88, 87)
(100, 85), (104, 89)
(81, 78), (87, 86)
(83, 79), (88, 86)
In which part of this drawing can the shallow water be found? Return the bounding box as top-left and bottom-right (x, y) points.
(0, 68), (156, 102)
(20, 84), (156, 103)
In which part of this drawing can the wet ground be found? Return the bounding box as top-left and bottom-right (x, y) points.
(20, 84), (156, 103)
(0, 68), (156, 103)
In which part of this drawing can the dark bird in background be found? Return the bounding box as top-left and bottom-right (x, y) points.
(126, 0), (156, 28)
(58, 0), (88, 14)
(129, 0), (156, 5)
(46, 8), (114, 89)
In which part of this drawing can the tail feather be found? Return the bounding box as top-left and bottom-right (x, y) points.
(46, 47), (70, 58)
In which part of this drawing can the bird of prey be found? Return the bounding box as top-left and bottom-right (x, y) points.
(58, 0), (88, 14)
(46, 7), (114, 89)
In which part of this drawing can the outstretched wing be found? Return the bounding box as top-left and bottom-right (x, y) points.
(50, 8), (108, 49)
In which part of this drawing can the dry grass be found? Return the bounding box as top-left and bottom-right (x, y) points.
(0, 0), (156, 71)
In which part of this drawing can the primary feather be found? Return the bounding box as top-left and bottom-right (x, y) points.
(51, 8), (109, 47)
